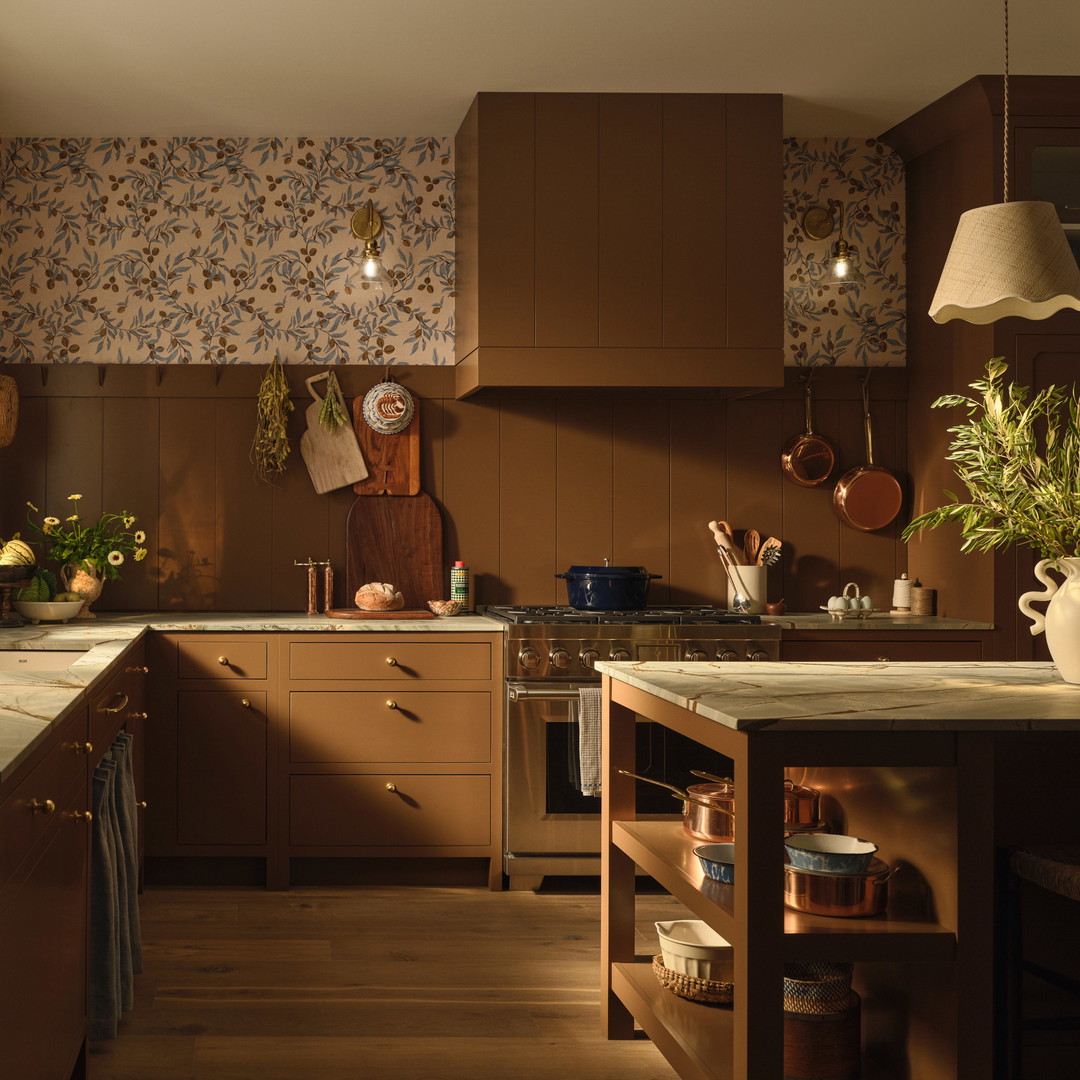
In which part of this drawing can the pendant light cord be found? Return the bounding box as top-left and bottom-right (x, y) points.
(1003, 0), (1010, 202)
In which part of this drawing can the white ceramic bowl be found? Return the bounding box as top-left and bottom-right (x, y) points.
(14, 599), (85, 624)
(654, 919), (733, 982)
(785, 833), (878, 874)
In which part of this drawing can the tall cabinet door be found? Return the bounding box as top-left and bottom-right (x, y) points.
(177, 690), (268, 846)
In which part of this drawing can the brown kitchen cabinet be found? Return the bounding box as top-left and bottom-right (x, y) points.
(279, 632), (505, 890)
(781, 630), (992, 663)
(453, 92), (783, 397)
(0, 703), (92, 1080)
(601, 675), (993, 1080)
(145, 633), (274, 878)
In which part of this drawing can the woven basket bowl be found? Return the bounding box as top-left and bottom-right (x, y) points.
(782, 961), (853, 1015)
(652, 955), (733, 1006)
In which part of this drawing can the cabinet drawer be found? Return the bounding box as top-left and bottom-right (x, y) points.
(0, 707), (88, 893)
(178, 640), (268, 680)
(289, 641), (491, 682)
(290, 691), (491, 763)
(290, 774), (490, 847)
(91, 666), (144, 759)
(781, 640), (985, 663)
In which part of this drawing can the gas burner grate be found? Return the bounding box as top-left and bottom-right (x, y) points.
(485, 605), (761, 625)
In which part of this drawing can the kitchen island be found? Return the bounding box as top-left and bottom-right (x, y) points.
(597, 660), (1080, 1080)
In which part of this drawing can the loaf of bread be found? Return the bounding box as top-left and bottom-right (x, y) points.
(354, 581), (405, 610)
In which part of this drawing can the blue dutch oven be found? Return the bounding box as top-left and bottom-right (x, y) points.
(555, 565), (661, 610)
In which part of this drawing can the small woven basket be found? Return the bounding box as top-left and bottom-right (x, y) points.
(652, 955), (733, 1006)
(782, 961), (853, 1015)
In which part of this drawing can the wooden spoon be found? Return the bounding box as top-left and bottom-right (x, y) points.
(743, 529), (761, 565)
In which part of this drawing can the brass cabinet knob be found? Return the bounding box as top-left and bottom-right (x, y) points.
(72, 809), (93, 823)
(877, 656), (890, 662)
(66, 741), (93, 755)
(385, 783), (397, 793)
(125, 664), (150, 674)
(128, 711), (148, 721)
(385, 657), (398, 667)
(386, 700), (398, 710)
(29, 798), (57, 815)
(241, 699), (251, 708)
(137, 800), (148, 809)
(218, 656), (229, 666)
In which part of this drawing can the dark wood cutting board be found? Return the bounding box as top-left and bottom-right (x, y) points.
(345, 492), (444, 611)
(351, 394), (420, 496)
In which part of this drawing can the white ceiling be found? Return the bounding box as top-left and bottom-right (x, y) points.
(3, 0), (1080, 139)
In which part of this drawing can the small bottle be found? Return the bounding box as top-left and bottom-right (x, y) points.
(450, 560), (470, 610)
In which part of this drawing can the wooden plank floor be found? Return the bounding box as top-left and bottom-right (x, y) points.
(89, 883), (688, 1079)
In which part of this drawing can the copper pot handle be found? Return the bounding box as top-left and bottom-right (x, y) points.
(690, 769), (734, 785)
(618, 769), (688, 800)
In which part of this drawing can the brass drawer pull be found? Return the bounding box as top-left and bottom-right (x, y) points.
(386, 783), (397, 793)
(137, 800), (148, 810)
(66, 741), (94, 755)
(103, 691), (129, 714)
(29, 798), (57, 815)
(386, 657), (398, 667)
(877, 656), (890, 662)
(125, 664), (150, 674)
(71, 809), (93, 823)
(386, 700), (398, 710)
(128, 711), (148, 721)
(241, 699), (252, 708)
(218, 656), (230, 666)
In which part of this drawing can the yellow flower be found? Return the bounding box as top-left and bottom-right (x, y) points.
(134, 530), (146, 544)
(124, 517), (136, 529)
(26, 501), (38, 512)
(67, 514), (79, 522)
(134, 548), (147, 562)
(44, 517), (60, 526)
(68, 493), (83, 501)
(108, 551), (124, 566)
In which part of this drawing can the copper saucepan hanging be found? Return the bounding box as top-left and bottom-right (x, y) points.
(782, 372), (836, 487)
(833, 375), (903, 532)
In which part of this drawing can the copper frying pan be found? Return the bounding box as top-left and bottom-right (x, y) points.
(833, 376), (902, 532)
(782, 372), (836, 487)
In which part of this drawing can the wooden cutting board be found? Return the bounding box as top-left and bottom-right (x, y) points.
(299, 374), (369, 494)
(344, 491), (444, 611)
(351, 393), (420, 495)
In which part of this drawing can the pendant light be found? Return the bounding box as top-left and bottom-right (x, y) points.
(814, 202), (866, 288)
(929, 0), (1080, 324)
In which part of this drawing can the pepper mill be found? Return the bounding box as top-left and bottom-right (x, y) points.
(293, 558), (319, 616)
(321, 562), (334, 613)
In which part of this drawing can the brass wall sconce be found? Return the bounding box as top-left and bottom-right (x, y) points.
(349, 200), (393, 290)
(803, 202), (865, 288)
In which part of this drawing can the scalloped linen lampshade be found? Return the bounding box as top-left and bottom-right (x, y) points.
(929, 200), (1080, 324)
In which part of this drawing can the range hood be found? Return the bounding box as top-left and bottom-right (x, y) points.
(452, 92), (784, 399)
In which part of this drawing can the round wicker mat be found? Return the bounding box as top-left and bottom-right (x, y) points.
(652, 955), (734, 1006)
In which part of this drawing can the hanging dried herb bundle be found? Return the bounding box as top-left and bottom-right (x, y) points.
(251, 355), (293, 483)
(317, 369), (348, 431)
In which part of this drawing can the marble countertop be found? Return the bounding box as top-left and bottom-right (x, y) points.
(763, 613), (994, 631)
(595, 660), (1080, 732)
(0, 612), (504, 788)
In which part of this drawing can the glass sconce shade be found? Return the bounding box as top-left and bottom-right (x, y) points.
(820, 239), (866, 287)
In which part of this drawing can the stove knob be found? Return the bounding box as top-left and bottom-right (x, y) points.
(549, 648), (571, 670)
(748, 649), (772, 662)
(718, 649), (740, 662)
(609, 648), (632, 662)
(518, 647), (541, 671)
(579, 648), (600, 670)
(686, 649), (709, 662)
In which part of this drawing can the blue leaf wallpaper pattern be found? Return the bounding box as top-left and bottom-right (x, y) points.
(784, 137), (906, 367)
(0, 136), (454, 365)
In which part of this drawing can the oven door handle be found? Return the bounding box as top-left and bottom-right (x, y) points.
(507, 682), (594, 702)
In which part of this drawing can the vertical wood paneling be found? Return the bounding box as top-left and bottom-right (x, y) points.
(269, 400), (332, 612)
(158, 398), (217, 610)
(612, 399), (670, 604)
(441, 397), (501, 606)
(0, 397), (47, 540)
(498, 397), (558, 604)
(103, 397), (159, 611)
(777, 393), (843, 611)
(534, 95), (599, 346)
(215, 398), (274, 611)
(669, 398), (730, 604)
(46, 396), (104, 523)
(555, 398), (614, 587)
(476, 94), (536, 347)
(662, 95), (727, 347)
(725, 97), (783, 348)
(599, 95), (663, 347)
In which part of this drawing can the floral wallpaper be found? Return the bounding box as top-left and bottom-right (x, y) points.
(0, 136), (454, 365)
(0, 133), (903, 368)
(784, 137), (906, 367)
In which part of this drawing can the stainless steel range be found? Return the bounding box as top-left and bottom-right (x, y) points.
(485, 605), (781, 889)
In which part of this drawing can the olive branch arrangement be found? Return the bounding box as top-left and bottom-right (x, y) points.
(902, 357), (1080, 560)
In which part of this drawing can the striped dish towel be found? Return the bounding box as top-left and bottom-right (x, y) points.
(578, 686), (603, 797)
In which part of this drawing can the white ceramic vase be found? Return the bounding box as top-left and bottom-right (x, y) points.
(1018, 557), (1080, 684)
